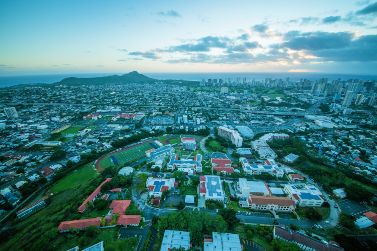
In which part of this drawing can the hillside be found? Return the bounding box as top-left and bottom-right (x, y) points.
(58, 71), (155, 85)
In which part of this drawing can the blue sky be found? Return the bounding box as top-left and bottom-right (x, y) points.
(0, 0), (377, 75)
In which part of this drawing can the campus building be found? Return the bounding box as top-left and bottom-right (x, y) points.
(146, 177), (176, 197)
(247, 195), (296, 212)
(237, 178), (271, 198)
(78, 178), (112, 213)
(218, 126), (243, 147)
(181, 137), (197, 150)
(284, 184), (324, 207)
(211, 157), (233, 174)
(160, 230), (191, 251)
(273, 226), (344, 251)
(199, 175), (224, 202)
(240, 158), (284, 178)
(167, 154), (202, 174)
(204, 232), (242, 251)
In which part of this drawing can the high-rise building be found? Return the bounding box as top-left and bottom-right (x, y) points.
(220, 87), (229, 94)
(342, 91), (354, 107)
(355, 94), (364, 105)
(369, 93), (376, 106)
(4, 107), (18, 119)
(218, 126), (243, 147)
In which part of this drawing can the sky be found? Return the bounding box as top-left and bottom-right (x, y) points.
(0, 0), (377, 75)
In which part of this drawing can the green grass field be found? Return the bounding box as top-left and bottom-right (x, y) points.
(98, 142), (154, 169)
(51, 163), (98, 194)
(60, 125), (84, 136)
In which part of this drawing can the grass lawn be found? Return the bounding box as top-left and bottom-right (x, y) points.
(61, 125), (84, 136)
(227, 201), (249, 212)
(206, 138), (226, 153)
(51, 163), (98, 194)
(98, 142), (153, 169)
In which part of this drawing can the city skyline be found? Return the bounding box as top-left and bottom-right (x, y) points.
(1, 0), (377, 75)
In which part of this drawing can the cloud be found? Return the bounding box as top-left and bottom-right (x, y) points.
(156, 10), (181, 18)
(322, 16), (342, 24)
(356, 2), (377, 15)
(290, 17), (320, 25)
(252, 24), (268, 33)
(314, 35), (377, 61)
(166, 36), (231, 52)
(0, 64), (15, 69)
(128, 51), (159, 59)
(283, 31), (352, 51)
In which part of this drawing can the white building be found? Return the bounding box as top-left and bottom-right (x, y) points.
(167, 154), (202, 174)
(240, 158), (284, 178)
(161, 230), (190, 251)
(218, 126), (243, 147)
(237, 178), (270, 198)
(284, 184), (324, 207)
(118, 166), (134, 176)
(199, 175), (224, 202)
(146, 177), (175, 197)
(204, 232), (242, 251)
(4, 107), (18, 119)
(251, 133), (289, 160)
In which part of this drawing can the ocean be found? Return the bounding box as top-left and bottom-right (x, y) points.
(1, 72), (377, 88)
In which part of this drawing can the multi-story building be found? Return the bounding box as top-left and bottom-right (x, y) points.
(342, 91), (355, 107)
(167, 154), (202, 174)
(146, 177), (175, 197)
(4, 107), (18, 119)
(211, 157), (233, 174)
(218, 126), (243, 147)
(199, 175), (224, 202)
(284, 184), (324, 207)
(181, 137), (197, 150)
(204, 232), (242, 251)
(246, 195), (296, 212)
(237, 178), (271, 198)
(16, 199), (47, 219)
(161, 230), (191, 251)
(240, 158), (284, 177)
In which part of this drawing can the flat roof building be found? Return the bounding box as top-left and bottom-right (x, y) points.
(199, 175), (224, 202)
(204, 232), (242, 251)
(160, 230), (190, 251)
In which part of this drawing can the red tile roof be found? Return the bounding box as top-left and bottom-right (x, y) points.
(211, 158), (231, 167)
(289, 173), (304, 180)
(213, 167), (234, 173)
(200, 176), (206, 181)
(249, 195), (295, 207)
(40, 166), (54, 177)
(274, 226), (344, 251)
(58, 217), (101, 232)
(110, 188), (122, 192)
(109, 200), (131, 215)
(116, 215), (141, 226)
(364, 211), (377, 224)
(78, 178), (112, 213)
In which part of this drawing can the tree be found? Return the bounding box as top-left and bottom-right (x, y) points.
(345, 183), (373, 202)
(173, 171), (186, 185)
(339, 213), (356, 230)
(271, 239), (301, 251)
(50, 149), (66, 161)
(301, 207), (322, 221)
(219, 208), (239, 230)
(319, 103), (330, 113)
(93, 199), (108, 210)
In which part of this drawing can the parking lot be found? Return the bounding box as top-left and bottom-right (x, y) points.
(338, 199), (368, 216)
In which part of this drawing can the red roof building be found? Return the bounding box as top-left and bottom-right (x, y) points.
(78, 178), (112, 213)
(58, 217), (101, 232)
(117, 215), (141, 226)
(40, 166), (54, 178)
(364, 211), (377, 224)
(211, 158), (234, 174)
(248, 195), (296, 212)
(109, 200), (131, 215)
(288, 173), (305, 182)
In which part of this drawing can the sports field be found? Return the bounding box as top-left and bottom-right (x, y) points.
(51, 163), (98, 193)
(97, 141), (154, 170)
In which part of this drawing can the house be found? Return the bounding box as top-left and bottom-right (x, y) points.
(109, 200), (131, 215)
(288, 173), (305, 182)
(218, 126), (243, 147)
(58, 218), (102, 232)
(167, 154), (202, 174)
(211, 157), (233, 174)
(237, 178), (271, 198)
(246, 195), (296, 212)
(284, 184), (324, 207)
(181, 137), (197, 150)
(116, 215), (141, 226)
(204, 232), (242, 251)
(161, 230), (191, 251)
(146, 177), (175, 197)
(78, 178), (112, 213)
(185, 195), (196, 206)
(273, 226), (344, 251)
(40, 166), (54, 179)
(199, 175), (224, 202)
